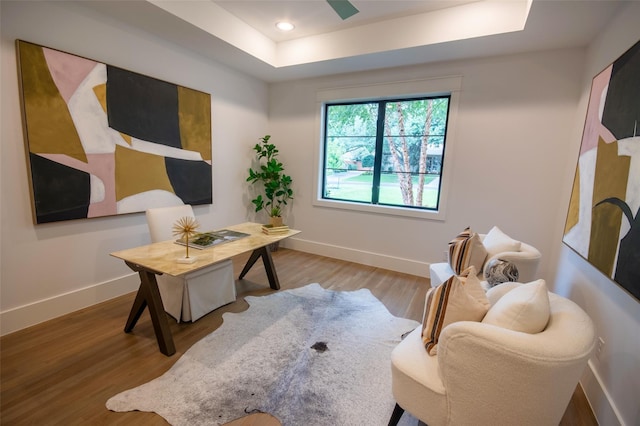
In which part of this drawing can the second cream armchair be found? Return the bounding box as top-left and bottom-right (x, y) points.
(430, 226), (542, 287)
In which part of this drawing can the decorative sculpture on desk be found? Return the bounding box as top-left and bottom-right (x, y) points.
(172, 216), (200, 264)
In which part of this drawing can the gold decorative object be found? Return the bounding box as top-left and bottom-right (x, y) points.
(172, 216), (200, 263)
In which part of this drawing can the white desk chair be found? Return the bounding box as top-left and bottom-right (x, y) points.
(145, 205), (236, 322)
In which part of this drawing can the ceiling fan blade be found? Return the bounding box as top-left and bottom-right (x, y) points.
(326, 0), (359, 20)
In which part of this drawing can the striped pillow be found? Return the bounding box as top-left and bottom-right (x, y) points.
(448, 227), (488, 274)
(422, 266), (490, 355)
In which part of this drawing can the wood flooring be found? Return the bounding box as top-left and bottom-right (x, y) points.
(0, 249), (596, 425)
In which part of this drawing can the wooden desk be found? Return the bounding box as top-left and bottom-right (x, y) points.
(110, 222), (300, 356)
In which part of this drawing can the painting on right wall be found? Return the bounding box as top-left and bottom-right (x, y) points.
(563, 39), (640, 302)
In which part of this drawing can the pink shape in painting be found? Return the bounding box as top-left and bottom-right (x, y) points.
(580, 64), (616, 155)
(38, 152), (117, 217)
(43, 47), (98, 104)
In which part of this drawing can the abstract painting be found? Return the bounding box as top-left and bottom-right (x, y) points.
(16, 40), (212, 224)
(563, 39), (640, 302)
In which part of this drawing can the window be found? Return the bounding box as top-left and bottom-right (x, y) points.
(322, 96), (450, 211)
(314, 76), (461, 220)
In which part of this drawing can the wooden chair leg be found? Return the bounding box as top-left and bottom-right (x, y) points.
(388, 403), (405, 426)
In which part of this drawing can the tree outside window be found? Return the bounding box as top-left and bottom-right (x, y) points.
(322, 96), (450, 210)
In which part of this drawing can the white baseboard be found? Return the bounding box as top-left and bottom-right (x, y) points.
(581, 360), (624, 425)
(1, 241), (428, 336)
(0, 274), (139, 336)
(283, 237), (430, 278)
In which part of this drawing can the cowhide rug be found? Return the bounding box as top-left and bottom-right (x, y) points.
(107, 283), (420, 425)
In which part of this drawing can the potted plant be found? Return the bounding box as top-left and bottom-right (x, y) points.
(247, 135), (293, 227)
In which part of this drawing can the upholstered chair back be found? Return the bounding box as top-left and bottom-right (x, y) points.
(146, 204), (195, 243)
(390, 292), (595, 426)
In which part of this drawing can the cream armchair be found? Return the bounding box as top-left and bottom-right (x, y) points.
(430, 228), (542, 288)
(146, 205), (236, 322)
(388, 291), (595, 426)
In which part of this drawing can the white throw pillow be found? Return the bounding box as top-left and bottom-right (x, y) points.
(482, 226), (521, 260)
(485, 282), (522, 306)
(482, 279), (550, 333)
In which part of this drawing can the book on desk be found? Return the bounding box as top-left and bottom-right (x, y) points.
(175, 229), (249, 249)
(261, 224), (290, 235)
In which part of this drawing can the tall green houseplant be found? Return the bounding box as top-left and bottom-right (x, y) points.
(247, 135), (293, 225)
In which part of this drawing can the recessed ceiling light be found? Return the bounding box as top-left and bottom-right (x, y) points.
(276, 21), (295, 32)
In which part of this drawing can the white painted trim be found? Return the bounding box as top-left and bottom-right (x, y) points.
(312, 76), (462, 222)
(1, 243), (428, 336)
(582, 360), (624, 426)
(315, 76), (463, 102)
(0, 274), (140, 336)
(282, 237), (430, 278)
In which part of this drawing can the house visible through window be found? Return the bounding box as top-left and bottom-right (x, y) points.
(322, 96), (451, 210)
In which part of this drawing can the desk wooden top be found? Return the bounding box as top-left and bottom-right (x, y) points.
(110, 222), (300, 277)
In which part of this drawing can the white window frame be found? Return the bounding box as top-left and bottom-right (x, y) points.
(313, 76), (462, 221)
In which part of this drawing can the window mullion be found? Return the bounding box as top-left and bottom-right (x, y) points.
(371, 101), (385, 205)
(321, 104), (330, 197)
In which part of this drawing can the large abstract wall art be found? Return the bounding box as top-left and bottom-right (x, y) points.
(16, 40), (212, 224)
(563, 39), (640, 302)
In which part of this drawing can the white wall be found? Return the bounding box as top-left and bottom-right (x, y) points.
(269, 48), (585, 279)
(2, 2), (638, 423)
(0, 1), (269, 335)
(550, 3), (640, 425)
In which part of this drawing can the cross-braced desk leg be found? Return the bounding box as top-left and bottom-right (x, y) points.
(124, 261), (176, 356)
(238, 245), (280, 290)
